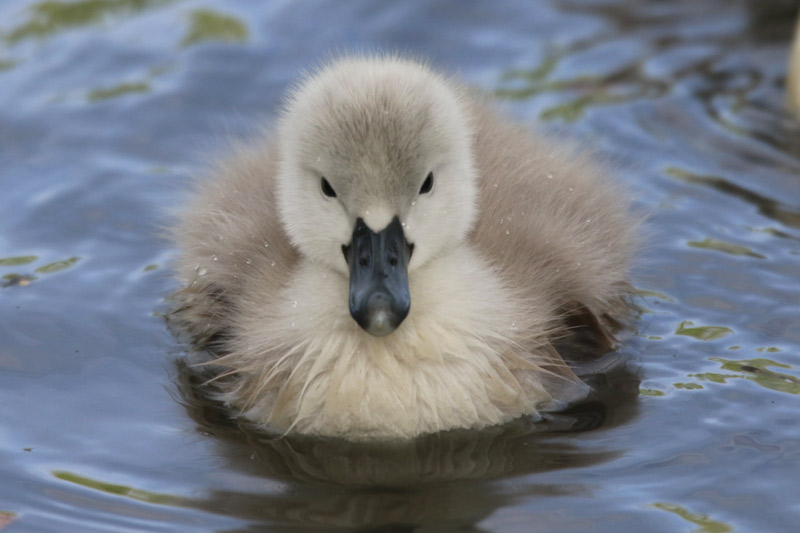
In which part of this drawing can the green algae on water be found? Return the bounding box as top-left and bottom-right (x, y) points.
(88, 82), (149, 101)
(697, 358), (800, 395)
(635, 288), (675, 302)
(687, 238), (765, 259)
(1, 274), (36, 288)
(652, 502), (733, 533)
(35, 257), (80, 274)
(53, 471), (181, 506)
(181, 9), (248, 47)
(0, 256), (38, 267)
(675, 321), (732, 341)
(674, 382), (703, 390)
(4, 0), (176, 44)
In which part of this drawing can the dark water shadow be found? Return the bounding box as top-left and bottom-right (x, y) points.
(744, 0), (799, 44)
(666, 167), (800, 230)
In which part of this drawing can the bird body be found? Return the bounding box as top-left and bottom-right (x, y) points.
(171, 56), (636, 441)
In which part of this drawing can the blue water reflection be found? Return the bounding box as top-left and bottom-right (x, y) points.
(1, 0), (799, 531)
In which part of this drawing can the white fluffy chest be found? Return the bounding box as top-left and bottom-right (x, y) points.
(226, 247), (556, 439)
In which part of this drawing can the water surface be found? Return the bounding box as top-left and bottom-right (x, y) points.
(1, 0), (799, 531)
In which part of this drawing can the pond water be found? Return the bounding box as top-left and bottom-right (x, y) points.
(1, 0), (799, 531)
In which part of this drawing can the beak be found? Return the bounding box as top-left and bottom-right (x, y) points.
(342, 217), (413, 336)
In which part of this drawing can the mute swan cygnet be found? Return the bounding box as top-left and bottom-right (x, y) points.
(171, 56), (637, 441)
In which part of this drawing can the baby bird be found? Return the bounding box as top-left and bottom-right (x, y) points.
(171, 56), (637, 441)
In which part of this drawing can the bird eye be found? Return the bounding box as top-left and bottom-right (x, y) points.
(419, 172), (434, 194)
(321, 177), (337, 198)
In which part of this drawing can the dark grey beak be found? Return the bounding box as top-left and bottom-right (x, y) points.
(342, 217), (413, 336)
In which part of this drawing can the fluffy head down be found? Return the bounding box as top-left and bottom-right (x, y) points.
(276, 56), (477, 274)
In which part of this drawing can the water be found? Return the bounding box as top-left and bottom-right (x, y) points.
(1, 0), (799, 531)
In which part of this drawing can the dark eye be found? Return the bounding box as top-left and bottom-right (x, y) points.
(419, 172), (434, 194)
(321, 177), (337, 198)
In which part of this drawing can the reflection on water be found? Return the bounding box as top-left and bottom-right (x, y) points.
(47, 358), (630, 530)
(665, 166), (800, 229)
(174, 356), (638, 486)
(497, 50), (669, 122)
(154, 357), (638, 528)
(2, 0), (800, 531)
